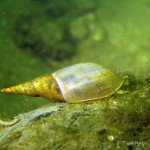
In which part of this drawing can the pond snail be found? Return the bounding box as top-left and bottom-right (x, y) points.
(0, 63), (123, 126)
(1, 63), (123, 103)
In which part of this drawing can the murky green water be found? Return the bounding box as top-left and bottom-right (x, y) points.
(0, 0), (149, 117)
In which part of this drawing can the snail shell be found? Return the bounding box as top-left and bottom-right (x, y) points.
(1, 63), (123, 103)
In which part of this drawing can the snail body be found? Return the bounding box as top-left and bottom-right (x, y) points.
(1, 63), (123, 103)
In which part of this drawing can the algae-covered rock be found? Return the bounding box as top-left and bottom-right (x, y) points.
(0, 74), (149, 150)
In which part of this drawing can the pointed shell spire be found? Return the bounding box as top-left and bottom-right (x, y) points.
(1, 75), (64, 101)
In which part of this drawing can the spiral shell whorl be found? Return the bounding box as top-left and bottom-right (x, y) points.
(1, 81), (38, 97)
(1, 75), (64, 101)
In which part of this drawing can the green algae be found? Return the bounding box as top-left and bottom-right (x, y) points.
(0, 73), (149, 150)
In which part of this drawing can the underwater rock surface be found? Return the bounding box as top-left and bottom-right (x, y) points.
(0, 74), (149, 150)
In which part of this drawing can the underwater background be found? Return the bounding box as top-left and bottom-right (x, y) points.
(0, 0), (150, 118)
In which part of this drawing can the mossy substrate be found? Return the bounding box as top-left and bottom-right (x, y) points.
(0, 73), (149, 150)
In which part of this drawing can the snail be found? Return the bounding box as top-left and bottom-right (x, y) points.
(0, 63), (123, 126)
(1, 63), (123, 103)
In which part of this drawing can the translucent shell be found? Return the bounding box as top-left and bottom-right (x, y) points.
(52, 63), (123, 103)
